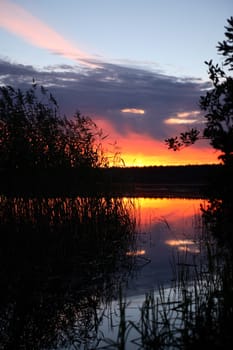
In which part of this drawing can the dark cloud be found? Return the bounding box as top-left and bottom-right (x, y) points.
(0, 59), (210, 140)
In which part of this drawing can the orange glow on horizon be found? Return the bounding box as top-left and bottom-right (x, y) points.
(95, 118), (220, 166)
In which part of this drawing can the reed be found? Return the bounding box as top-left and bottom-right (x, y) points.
(0, 195), (137, 349)
(1, 194), (232, 348)
(100, 214), (233, 349)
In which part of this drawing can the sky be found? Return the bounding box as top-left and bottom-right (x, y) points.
(0, 0), (232, 166)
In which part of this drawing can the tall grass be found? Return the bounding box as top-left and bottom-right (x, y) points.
(100, 213), (233, 349)
(0, 195), (137, 350)
(1, 195), (232, 348)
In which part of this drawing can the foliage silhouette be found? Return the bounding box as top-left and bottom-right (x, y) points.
(163, 18), (233, 348)
(0, 83), (108, 169)
(165, 17), (233, 165)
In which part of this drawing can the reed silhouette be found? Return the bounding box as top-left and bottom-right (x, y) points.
(0, 83), (108, 170)
(0, 195), (137, 349)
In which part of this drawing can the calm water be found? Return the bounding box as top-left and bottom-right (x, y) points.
(124, 198), (202, 293)
(0, 195), (205, 349)
(96, 197), (204, 349)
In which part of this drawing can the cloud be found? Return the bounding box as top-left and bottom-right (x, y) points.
(176, 111), (201, 119)
(0, 58), (210, 140)
(0, 58), (218, 165)
(164, 110), (202, 125)
(121, 108), (145, 115)
(0, 0), (100, 68)
(165, 118), (198, 125)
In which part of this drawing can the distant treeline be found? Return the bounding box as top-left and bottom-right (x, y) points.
(99, 164), (220, 185)
(0, 164), (221, 196)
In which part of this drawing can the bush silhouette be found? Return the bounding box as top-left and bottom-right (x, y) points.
(165, 17), (233, 166)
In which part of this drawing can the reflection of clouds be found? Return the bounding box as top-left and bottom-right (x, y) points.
(165, 239), (195, 246)
(178, 246), (200, 254)
(131, 198), (203, 256)
(126, 249), (146, 256)
(122, 197), (204, 297)
(165, 239), (200, 254)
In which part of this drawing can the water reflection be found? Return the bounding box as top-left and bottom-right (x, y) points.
(126, 249), (146, 256)
(165, 239), (200, 253)
(0, 195), (137, 349)
(0, 195), (204, 348)
(124, 197), (204, 296)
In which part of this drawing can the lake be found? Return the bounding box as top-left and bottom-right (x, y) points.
(0, 194), (205, 349)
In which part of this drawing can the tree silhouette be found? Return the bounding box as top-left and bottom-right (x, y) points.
(165, 17), (233, 165)
(0, 83), (108, 169)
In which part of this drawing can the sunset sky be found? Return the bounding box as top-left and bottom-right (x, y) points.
(0, 0), (232, 166)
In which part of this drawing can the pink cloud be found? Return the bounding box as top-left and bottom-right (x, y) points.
(0, 0), (100, 68)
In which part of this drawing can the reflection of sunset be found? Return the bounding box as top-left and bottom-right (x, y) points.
(95, 119), (220, 166)
(124, 198), (204, 254)
(126, 250), (146, 256)
(129, 197), (203, 227)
